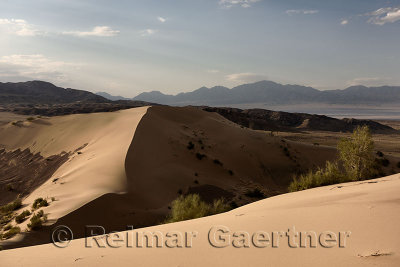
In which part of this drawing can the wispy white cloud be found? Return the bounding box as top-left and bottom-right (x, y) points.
(158, 17), (167, 23)
(285, 9), (319, 15)
(206, 69), (220, 73)
(346, 77), (392, 87)
(62, 26), (120, 37)
(366, 7), (400, 25)
(340, 19), (349, 25)
(225, 72), (267, 83)
(140, 29), (157, 36)
(0, 54), (81, 83)
(219, 0), (261, 9)
(0, 18), (41, 36)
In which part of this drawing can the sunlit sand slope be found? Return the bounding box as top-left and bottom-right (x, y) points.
(1, 174), (399, 266)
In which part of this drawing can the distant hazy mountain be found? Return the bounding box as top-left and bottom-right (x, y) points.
(96, 91), (129, 101)
(131, 80), (400, 105)
(0, 81), (109, 104)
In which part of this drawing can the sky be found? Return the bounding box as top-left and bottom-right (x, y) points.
(0, 0), (399, 97)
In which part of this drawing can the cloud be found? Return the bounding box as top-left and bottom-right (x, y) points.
(219, 0), (261, 9)
(341, 19), (349, 25)
(366, 7), (400, 25)
(225, 72), (267, 83)
(158, 17), (167, 23)
(63, 26), (120, 37)
(346, 77), (392, 87)
(0, 54), (80, 83)
(0, 18), (41, 36)
(140, 29), (157, 36)
(206, 69), (220, 73)
(285, 9), (319, 15)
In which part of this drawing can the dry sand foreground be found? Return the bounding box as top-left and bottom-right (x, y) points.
(1, 173), (399, 266)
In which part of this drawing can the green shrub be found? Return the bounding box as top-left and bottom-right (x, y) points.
(0, 198), (22, 213)
(289, 161), (349, 192)
(0, 213), (14, 227)
(165, 194), (230, 223)
(338, 125), (374, 180)
(2, 226), (21, 239)
(27, 210), (46, 231)
(15, 210), (31, 224)
(32, 198), (48, 209)
(4, 224), (12, 231)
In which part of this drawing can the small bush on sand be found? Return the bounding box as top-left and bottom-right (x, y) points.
(290, 126), (377, 192)
(338, 125), (374, 180)
(195, 153), (206, 160)
(15, 210), (31, 224)
(0, 213), (14, 227)
(32, 198), (48, 209)
(0, 198), (22, 213)
(4, 224), (12, 231)
(165, 194), (230, 223)
(187, 141), (195, 150)
(2, 226), (21, 239)
(213, 159), (223, 166)
(289, 161), (348, 192)
(27, 210), (46, 231)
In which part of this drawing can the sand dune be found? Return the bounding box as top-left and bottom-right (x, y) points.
(1, 106), (340, 249)
(0, 107), (148, 247)
(1, 174), (399, 266)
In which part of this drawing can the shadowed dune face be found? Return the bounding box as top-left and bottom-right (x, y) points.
(124, 106), (337, 211)
(0, 106), (338, 249)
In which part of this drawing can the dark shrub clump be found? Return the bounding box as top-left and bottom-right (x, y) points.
(32, 198), (48, 209)
(187, 141), (195, 150)
(245, 188), (265, 199)
(15, 210), (31, 224)
(2, 226), (21, 239)
(195, 153), (206, 160)
(27, 210), (46, 230)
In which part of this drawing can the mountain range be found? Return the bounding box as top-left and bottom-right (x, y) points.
(123, 80), (400, 106)
(0, 81), (108, 104)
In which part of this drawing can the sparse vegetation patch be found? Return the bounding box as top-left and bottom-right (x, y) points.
(165, 194), (230, 223)
(32, 198), (48, 210)
(245, 188), (265, 199)
(2, 226), (21, 239)
(28, 210), (47, 231)
(15, 210), (31, 224)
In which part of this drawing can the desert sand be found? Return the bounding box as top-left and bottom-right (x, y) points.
(1, 106), (399, 267)
(1, 173), (399, 266)
(0, 107), (148, 246)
